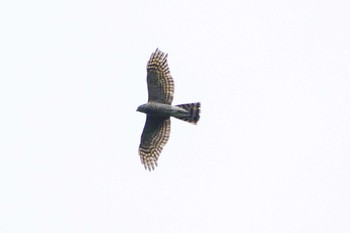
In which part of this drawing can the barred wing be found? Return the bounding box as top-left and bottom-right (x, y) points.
(146, 49), (174, 104)
(139, 116), (171, 171)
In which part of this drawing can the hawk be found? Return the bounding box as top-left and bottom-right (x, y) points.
(137, 49), (200, 171)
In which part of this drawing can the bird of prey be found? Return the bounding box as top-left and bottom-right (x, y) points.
(137, 49), (200, 171)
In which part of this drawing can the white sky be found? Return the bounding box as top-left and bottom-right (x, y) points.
(1, 0), (349, 232)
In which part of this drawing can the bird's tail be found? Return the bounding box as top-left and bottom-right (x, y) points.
(175, 102), (201, 124)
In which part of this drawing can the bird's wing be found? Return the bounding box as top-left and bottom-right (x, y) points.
(139, 116), (171, 171)
(146, 49), (174, 104)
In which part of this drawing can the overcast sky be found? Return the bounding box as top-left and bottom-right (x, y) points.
(1, 0), (349, 232)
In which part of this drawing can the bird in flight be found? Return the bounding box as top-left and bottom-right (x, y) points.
(137, 49), (201, 171)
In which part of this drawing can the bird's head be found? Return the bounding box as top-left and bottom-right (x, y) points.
(136, 104), (147, 113)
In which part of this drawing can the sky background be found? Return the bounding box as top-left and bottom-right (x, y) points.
(1, 0), (350, 232)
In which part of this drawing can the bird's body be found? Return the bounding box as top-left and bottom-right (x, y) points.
(137, 49), (200, 171)
(137, 102), (182, 117)
(137, 102), (197, 120)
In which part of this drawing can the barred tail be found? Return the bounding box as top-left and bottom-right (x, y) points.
(175, 102), (201, 124)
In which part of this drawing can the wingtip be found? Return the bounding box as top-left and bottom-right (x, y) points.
(153, 48), (167, 56)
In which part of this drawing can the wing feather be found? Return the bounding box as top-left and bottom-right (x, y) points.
(139, 116), (171, 171)
(146, 49), (174, 104)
